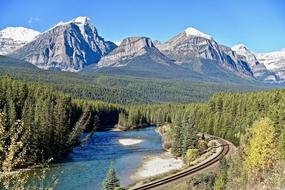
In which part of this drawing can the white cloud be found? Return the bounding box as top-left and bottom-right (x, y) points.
(28, 17), (40, 25)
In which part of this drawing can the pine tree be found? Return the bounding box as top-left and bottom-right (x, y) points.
(118, 112), (128, 130)
(102, 162), (120, 190)
(0, 111), (8, 164)
(93, 114), (100, 130)
(7, 100), (16, 127)
(278, 127), (285, 160)
(171, 123), (183, 157)
(182, 122), (198, 155)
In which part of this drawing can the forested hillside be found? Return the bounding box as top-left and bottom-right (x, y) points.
(0, 76), (120, 171)
(0, 56), (269, 104)
(119, 89), (285, 144)
(119, 90), (285, 189)
(1, 74), (284, 189)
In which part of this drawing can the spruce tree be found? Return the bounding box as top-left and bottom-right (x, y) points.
(102, 162), (120, 190)
(171, 121), (183, 157)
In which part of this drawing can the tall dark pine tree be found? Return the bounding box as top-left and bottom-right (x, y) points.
(171, 116), (183, 157)
(0, 111), (8, 165)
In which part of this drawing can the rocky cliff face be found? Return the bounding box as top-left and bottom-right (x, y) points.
(4, 19), (285, 84)
(97, 37), (173, 67)
(11, 17), (116, 71)
(0, 38), (26, 55)
(156, 27), (253, 78)
(156, 28), (222, 62)
(232, 44), (278, 82)
(90, 36), (192, 79)
(232, 44), (260, 67)
(256, 49), (285, 82)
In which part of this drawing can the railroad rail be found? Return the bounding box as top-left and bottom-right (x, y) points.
(131, 138), (230, 190)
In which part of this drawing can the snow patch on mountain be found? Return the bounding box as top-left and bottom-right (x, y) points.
(184, 27), (212, 40)
(54, 16), (91, 26)
(74, 16), (91, 25)
(231, 44), (279, 82)
(256, 49), (285, 81)
(232, 44), (259, 67)
(256, 49), (285, 70)
(47, 16), (93, 34)
(232, 44), (249, 52)
(0, 27), (40, 55)
(114, 41), (121, 46)
(0, 27), (40, 42)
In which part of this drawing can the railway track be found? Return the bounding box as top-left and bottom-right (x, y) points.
(131, 138), (230, 190)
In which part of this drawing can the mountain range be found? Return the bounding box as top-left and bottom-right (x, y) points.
(0, 16), (285, 83)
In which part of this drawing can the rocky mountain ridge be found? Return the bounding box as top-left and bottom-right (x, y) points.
(9, 17), (116, 71)
(1, 17), (285, 83)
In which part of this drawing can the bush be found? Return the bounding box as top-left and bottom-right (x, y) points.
(208, 140), (217, 148)
(198, 140), (209, 153)
(185, 148), (199, 165)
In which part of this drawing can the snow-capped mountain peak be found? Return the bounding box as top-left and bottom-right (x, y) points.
(0, 27), (40, 42)
(10, 16), (116, 72)
(51, 16), (93, 31)
(184, 27), (212, 40)
(0, 26), (40, 55)
(231, 44), (279, 82)
(231, 44), (256, 59)
(232, 44), (246, 49)
(231, 44), (260, 67)
(73, 16), (91, 25)
(232, 44), (251, 53)
(256, 49), (285, 76)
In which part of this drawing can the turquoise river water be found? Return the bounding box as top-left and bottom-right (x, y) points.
(46, 126), (163, 190)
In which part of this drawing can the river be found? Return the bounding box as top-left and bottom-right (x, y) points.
(46, 126), (163, 190)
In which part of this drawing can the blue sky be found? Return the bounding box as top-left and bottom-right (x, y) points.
(1, 0), (284, 52)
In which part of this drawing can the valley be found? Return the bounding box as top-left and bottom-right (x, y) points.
(0, 1), (285, 189)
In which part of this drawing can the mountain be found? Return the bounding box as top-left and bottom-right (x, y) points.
(92, 27), (256, 82)
(256, 49), (285, 82)
(10, 17), (116, 72)
(231, 44), (259, 67)
(91, 36), (198, 78)
(97, 37), (173, 67)
(232, 44), (278, 82)
(3, 19), (284, 84)
(156, 27), (253, 79)
(0, 27), (40, 55)
(87, 36), (252, 83)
